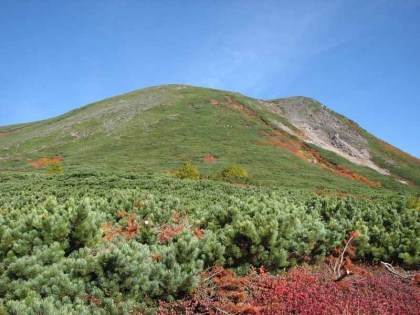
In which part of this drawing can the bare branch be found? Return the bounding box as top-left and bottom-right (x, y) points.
(380, 261), (413, 280)
(333, 233), (356, 279)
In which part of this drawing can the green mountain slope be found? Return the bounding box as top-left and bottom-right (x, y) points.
(0, 84), (418, 193)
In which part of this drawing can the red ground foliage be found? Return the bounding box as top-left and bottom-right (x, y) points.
(258, 267), (420, 315)
(28, 154), (64, 168)
(158, 264), (420, 315)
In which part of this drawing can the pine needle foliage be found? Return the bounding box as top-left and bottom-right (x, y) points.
(0, 172), (418, 313)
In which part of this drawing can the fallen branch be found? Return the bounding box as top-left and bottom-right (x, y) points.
(380, 261), (413, 281)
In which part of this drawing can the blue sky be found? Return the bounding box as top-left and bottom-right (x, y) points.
(0, 0), (419, 157)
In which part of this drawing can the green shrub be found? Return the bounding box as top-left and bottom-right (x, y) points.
(176, 161), (200, 180)
(221, 165), (248, 183)
(47, 161), (64, 175)
(407, 196), (420, 210)
(0, 172), (418, 313)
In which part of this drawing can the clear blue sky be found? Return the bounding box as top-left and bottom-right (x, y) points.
(0, 0), (419, 157)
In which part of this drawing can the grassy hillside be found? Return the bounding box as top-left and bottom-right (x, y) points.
(0, 84), (418, 193)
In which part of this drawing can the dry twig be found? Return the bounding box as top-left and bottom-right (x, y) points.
(332, 230), (360, 281)
(380, 261), (414, 281)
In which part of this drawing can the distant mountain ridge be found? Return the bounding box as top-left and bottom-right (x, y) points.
(0, 84), (418, 192)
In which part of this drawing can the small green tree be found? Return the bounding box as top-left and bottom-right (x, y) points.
(221, 165), (248, 183)
(176, 161), (200, 180)
(47, 161), (63, 175)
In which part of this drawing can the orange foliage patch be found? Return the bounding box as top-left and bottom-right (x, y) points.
(200, 266), (264, 314)
(101, 211), (139, 242)
(261, 131), (301, 154)
(157, 224), (185, 243)
(377, 139), (420, 164)
(0, 132), (11, 138)
(29, 154), (64, 168)
(203, 153), (218, 163)
(310, 151), (381, 187)
(193, 228), (205, 239)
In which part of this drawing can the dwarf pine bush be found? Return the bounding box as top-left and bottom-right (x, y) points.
(0, 172), (418, 313)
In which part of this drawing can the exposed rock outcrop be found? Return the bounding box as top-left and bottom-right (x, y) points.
(263, 97), (390, 175)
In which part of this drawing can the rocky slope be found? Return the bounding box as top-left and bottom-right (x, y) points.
(262, 97), (390, 174)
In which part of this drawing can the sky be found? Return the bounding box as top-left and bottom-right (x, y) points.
(0, 0), (419, 157)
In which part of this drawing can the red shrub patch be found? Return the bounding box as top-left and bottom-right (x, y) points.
(257, 267), (420, 315)
(158, 264), (419, 315)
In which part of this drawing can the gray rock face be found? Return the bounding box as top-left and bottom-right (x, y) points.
(265, 97), (389, 174)
(331, 133), (358, 157)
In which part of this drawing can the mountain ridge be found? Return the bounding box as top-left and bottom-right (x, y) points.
(0, 84), (418, 192)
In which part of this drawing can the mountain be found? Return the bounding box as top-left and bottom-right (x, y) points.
(0, 84), (418, 193)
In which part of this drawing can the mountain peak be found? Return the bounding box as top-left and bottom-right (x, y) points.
(0, 85), (418, 192)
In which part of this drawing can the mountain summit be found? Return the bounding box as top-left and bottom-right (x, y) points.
(0, 84), (418, 192)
